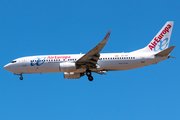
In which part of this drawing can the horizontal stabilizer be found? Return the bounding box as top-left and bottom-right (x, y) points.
(155, 46), (175, 57)
(169, 56), (175, 58)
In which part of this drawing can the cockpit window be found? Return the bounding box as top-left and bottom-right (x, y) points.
(11, 60), (17, 63)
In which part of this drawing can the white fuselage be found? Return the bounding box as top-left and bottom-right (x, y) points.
(3, 21), (174, 81)
(4, 52), (168, 75)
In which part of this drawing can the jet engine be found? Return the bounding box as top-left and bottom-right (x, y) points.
(59, 62), (76, 72)
(63, 72), (84, 79)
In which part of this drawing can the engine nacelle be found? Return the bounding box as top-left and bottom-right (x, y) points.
(64, 72), (84, 79)
(59, 62), (76, 72)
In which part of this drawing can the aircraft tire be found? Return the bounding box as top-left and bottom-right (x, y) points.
(86, 69), (92, 76)
(88, 76), (93, 81)
(86, 71), (91, 76)
(20, 77), (23, 80)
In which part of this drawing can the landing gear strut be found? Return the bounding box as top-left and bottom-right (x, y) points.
(86, 69), (93, 81)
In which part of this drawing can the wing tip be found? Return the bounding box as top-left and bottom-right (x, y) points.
(103, 30), (111, 41)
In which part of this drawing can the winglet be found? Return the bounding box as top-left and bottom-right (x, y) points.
(155, 45), (175, 57)
(102, 30), (111, 42)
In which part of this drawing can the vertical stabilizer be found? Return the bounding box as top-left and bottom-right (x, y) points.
(132, 21), (174, 53)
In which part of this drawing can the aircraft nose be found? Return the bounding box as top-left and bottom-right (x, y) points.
(4, 64), (11, 71)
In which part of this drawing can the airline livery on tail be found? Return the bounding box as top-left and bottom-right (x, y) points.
(4, 21), (175, 81)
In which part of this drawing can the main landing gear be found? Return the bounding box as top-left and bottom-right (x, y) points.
(86, 69), (93, 81)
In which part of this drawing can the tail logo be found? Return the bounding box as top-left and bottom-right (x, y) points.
(154, 38), (169, 52)
(149, 24), (172, 50)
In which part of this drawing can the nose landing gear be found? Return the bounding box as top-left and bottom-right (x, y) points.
(20, 77), (23, 80)
(19, 74), (23, 80)
(86, 69), (93, 81)
(14, 73), (23, 80)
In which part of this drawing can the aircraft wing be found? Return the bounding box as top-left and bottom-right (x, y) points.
(76, 30), (111, 68)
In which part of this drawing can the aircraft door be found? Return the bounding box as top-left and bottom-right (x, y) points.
(22, 59), (27, 66)
(141, 57), (145, 63)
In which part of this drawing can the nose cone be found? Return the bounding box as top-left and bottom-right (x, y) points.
(4, 64), (11, 71)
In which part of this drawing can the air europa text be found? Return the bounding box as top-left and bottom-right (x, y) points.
(47, 56), (71, 59)
(149, 24), (172, 50)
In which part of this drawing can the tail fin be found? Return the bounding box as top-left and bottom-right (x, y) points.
(132, 21), (174, 53)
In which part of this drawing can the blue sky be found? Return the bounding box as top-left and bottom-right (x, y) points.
(1, 0), (180, 120)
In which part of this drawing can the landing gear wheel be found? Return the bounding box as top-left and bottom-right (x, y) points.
(88, 76), (93, 81)
(86, 69), (91, 76)
(20, 77), (23, 80)
(86, 69), (93, 81)
(86, 71), (91, 76)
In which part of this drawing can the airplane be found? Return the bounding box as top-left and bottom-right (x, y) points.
(4, 21), (175, 81)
